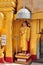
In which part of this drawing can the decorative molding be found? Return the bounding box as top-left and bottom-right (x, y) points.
(0, 2), (16, 8)
(0, 7), (14, 12)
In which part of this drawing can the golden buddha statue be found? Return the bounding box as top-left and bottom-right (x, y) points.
(20, 21), (30, 54)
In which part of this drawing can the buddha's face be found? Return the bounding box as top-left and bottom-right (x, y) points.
(22, 22), (27, 27)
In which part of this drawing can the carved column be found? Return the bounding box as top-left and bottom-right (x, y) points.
(5, 11), (13, 63)
(0, 1), (16, 63)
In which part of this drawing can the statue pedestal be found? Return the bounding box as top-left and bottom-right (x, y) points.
(15, 53), (32, 64)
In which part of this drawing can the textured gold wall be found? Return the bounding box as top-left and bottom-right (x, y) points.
(0, 0), (16, 2)
(33, 0), (43, 13)
(17, 0), (32, 12)
(17, 0), (43, 13)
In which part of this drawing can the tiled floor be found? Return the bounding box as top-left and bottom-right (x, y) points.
(31, 62), (43, 65)
(0, 63), (22, 65)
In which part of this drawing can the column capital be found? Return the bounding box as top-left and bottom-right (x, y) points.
(0, 2), (16, 8)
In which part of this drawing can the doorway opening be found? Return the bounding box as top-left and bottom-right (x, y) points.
(37, 30), (43, 62)
(40, 33), (43, 59)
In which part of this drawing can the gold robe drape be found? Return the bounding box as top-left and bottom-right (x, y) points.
(20, 26), (28, 51)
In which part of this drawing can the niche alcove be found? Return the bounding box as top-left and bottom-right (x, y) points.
(12, 7), (31, 54)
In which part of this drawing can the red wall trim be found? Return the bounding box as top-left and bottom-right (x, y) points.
(32, 55), (37, 60)
(27, 40), (30, 53)
(0, 58), (5, 63)
(6, 57), (13, 63)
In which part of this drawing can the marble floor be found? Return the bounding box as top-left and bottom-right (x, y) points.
(0, 63), (22, 65)
(0, 62), (43, 65)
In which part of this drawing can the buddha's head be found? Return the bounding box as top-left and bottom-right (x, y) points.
(22, 20), (28, 27)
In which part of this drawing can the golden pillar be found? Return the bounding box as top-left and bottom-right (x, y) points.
(0, 0), (16, 63)
(30, 20), (37, 60)
(5, 11), (13, 63)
